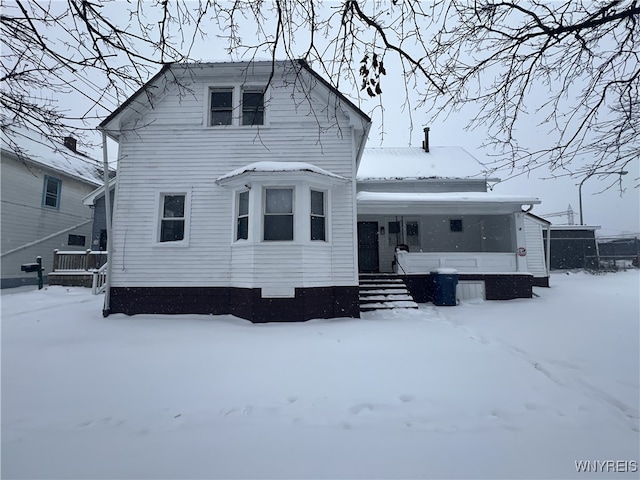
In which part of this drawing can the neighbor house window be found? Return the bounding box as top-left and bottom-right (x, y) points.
(310, 190), (326, 241)
(450, 219), (463, 232)
(43, 176), (61, 208)
(160, 194), (186, 242)
(264, 188), (293, 241)
(68, 234), (86, 246)
(242, 90), (265, 125)
(237, 190), (249, 240)
(210, 89), (233, 125)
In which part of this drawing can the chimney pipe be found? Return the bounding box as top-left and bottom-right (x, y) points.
(64, 136), (77, 153)
(422, 127), (430, 152)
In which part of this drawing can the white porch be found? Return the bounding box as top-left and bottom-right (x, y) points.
(356, 191), (542, 275)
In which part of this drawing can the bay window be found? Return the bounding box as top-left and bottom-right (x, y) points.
(264, 188), (294, 241)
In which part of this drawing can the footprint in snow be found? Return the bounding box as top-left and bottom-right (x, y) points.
(399, 394), (414, 403)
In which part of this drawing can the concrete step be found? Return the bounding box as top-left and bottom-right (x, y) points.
(358, 274), (419, 312)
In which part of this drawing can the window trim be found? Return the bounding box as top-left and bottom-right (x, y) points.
(263, 187), (295, 242)
(42, 175), (62, 209)
(241, 88), (265, 126)
(236, 190), (250, 241)
(209, 87), (234, 126)
(153, 191), (191, 247)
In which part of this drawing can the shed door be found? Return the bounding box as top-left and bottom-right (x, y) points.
(358, 222), (379, 273)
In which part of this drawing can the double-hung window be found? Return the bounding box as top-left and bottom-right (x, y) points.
(264, 188), (293, 241)
(160, 194), (186, 242)
(210, 89), (233, 125)
(237, 190), (249, 240)
(310, 190), (326, 241)
(43, 176), (61, 209)
(242, 90), (265, 126)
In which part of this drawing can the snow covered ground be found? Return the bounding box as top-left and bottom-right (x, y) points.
(2, 271), (638, 479)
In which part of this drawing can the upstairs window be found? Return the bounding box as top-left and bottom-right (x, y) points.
(310, 190), (326, 241)
(43, 176), (61, 209)
(242, 90), (265, 125)
(210, 89), (233, 125)
(237, 190), (249, 240)
(264, 188), (293, 241)
(160, 194), (186, 242)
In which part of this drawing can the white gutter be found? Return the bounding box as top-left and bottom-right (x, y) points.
(101, 130), (113, 317)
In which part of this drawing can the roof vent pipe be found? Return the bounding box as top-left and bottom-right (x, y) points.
(64, 136), (77, 153)
(422, 127), (430, 152)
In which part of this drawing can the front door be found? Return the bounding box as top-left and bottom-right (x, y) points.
(358, 222), (379, 273)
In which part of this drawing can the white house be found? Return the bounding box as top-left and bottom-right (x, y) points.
(99, 60), (546, 322)
(1, 125), (104, 288)
(99, 60), (371, 322)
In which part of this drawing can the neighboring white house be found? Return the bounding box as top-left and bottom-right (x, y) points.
(355, 132), (546, 301)
(1, 125), (104, 288)
(99, 60), (371, 322)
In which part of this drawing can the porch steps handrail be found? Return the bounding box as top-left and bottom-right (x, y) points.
(1, 219), (92, 257)
(92, 262), (108, 295)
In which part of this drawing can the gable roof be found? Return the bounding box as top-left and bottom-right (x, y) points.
(357, 147), (498, 182)
(1, 125), (105, 186)
(100, 59), (371, 136)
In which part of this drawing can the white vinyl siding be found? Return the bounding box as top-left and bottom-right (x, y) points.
(109, 62), (364, 288)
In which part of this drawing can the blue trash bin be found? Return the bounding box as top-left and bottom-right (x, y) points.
(431, 268), (458, 306)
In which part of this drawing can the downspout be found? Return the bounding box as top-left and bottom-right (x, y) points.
(101, 130), (113, 317)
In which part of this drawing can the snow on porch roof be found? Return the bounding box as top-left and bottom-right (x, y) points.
(357, 191), (541, 206)
(357, 147), (497, 181)
(216, 161), (348, 184)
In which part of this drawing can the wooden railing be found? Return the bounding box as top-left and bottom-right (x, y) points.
(395, 251), (517, 274)
(92, 262), (108, 295)
(53, 249), (108, 271)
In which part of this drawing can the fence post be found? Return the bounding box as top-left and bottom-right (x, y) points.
(85, 249), (92, 270)
(53, 249), (59, 271)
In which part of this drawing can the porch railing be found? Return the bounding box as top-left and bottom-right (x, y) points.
(92, 262), (109, 295)
(395, 251), (517, 274)
(53, 249), (108, 271)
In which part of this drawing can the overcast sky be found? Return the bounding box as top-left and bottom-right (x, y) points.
(71, 2), (639, 237)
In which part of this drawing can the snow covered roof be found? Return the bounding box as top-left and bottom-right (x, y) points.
(1, 125), (105, 186)
(216, 161), (348, 184)
(549, 225), (601, 231)
(357, 191), (541, 206)
(100, 60), (371, 137)
(83, 178), (117, 206)
(357, 147), (496, 181)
